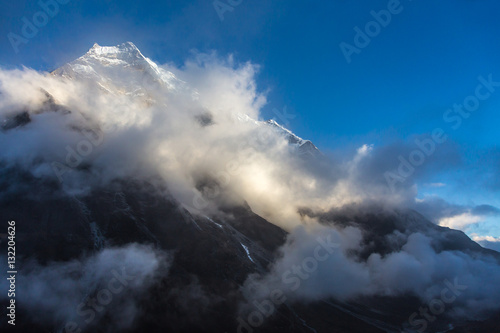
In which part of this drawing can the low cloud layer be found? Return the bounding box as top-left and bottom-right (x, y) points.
(412, 197), (500, 235)
(242, 224), (500, 320)
(472, 235), (500, 252)
(0, 243), (170, 331)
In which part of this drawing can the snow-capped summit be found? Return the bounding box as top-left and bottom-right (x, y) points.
(52, 42), (182, 95)
(83, 42), (156, 70)
(88, 41), (141, 56)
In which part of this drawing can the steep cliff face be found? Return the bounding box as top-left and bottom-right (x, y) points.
(0, 172), (388, 333)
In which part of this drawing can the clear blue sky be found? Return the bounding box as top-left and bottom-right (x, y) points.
(1, 0), (499, 237)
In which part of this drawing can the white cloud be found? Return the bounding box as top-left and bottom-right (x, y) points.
(242, 225), (500, 319)
(439, 212), (483, 229)
(472, 234), (500, 252)
(472, 235), (500, 243)
(0, 244), (170, 329)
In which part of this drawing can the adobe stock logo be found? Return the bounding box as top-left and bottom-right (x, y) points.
(339, 0), (405, 64)
(406, 278), (467, 333)
(213, 0), (243, 22)
(51, 127), (104, 183)
(7, 0), (71, 54)
(384, 74), (499, 193)
(271, 105), (295, 128)
(63, 267), (136, 333)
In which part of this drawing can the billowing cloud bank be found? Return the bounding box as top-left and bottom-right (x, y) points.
(0, 54), (427, 231)
(0, 244), (169, 330)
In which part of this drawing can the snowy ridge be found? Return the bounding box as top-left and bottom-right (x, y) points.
(266, 119), (321, 156)
(52, 42), (183, 96)
(267, 119), (305, 142)
(235, 114), (320, 156)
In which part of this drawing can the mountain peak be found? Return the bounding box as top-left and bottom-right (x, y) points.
(52, 41), (183, 95)
(85, 41), (144, 60)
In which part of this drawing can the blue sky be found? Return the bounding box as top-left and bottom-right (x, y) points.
(1, 0), (499, 239)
